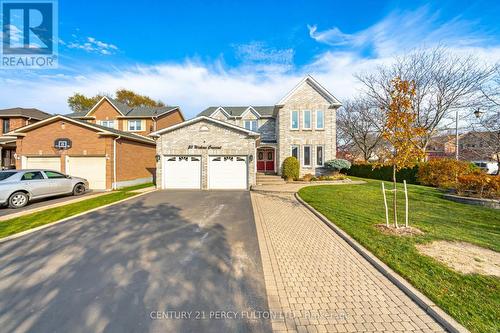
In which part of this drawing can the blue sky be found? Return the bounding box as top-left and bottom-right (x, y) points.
(1, 0), (499, 117)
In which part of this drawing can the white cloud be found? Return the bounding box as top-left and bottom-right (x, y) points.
(67, 36), (119, 55)
(308, 6), (493, 57)
(0, 8), (498, 119)
(234, 41), (294, 65)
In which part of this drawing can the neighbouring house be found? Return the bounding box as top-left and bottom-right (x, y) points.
(67, 96), (184, 136)
(2, 98), (185, 190)
(7, 115), (158, 190)
(425, 134), (458, 160)
(0, 107), (51, 169)
(151, 75), (341, 190)
(458, 131), (499, 162)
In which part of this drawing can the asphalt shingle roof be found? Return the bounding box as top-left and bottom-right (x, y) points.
(197, 106), (276, 118)
(0, 107), (51, 120)
(66, 97), (179, 119)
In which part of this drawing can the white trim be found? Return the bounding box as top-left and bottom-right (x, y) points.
(316, 145), (325, 166)
(240, 106), (261, 119)
(149, 116), (260, 137)
(302, 110), (312, 130)
(315, 110), (325, 130)
(209, 107), (231, 119)
(86, 96), (125, 116)
(290, 110), (299, 130)
(303, 145), (312, 167)
(277, 75), (342, 107)
(127, 119), (144, 132)
(243, 119), (258, 132)
(291, 145), (300, 160)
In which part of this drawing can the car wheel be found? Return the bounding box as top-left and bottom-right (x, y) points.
(73, 183), (86, 196)
(8, 192), (29, 209)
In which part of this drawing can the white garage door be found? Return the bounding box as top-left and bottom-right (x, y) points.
(163, 156), (201, 189)
(25, 156), (61, 171)
(66, 156), (107, 190)
(208, 156), (247, 190)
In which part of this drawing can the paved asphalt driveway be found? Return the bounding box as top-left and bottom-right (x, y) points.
(0, 191), (271, 333)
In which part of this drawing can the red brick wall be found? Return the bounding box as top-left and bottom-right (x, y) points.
(116, 139), (156, 182)
(155, 110), (184, 131)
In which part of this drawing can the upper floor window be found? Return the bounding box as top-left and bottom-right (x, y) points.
(2, 119), (10, 133)
(303, 110), (311, 129)
(128, 120), (143, 131)
(316, 110), (324, 129)
(99, 120), (115, 128)
(290, 111), (299, 129)
(244, 120), (258, 132)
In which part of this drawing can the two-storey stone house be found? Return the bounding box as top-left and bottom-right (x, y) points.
(198, 75), (341, 177)
(152, 75), (341, 190)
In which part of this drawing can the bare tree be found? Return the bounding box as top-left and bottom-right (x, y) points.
(356, 47), (495, 153)
(466, 65), (500, 173)
(337, 98), (385, 162)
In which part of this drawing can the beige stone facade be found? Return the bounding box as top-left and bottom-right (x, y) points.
(155, 118), (258, 190)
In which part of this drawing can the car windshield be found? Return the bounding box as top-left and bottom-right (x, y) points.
(0, 171), (17, 181)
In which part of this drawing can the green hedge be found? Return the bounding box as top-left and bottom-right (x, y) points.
(345, 164), (420, 184)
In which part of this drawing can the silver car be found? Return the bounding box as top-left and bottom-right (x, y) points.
(0, 169), (89, 209)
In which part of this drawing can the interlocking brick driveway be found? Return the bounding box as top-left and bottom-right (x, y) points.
(251, 192), (446, 333)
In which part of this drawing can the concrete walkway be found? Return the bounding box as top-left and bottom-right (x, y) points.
(251, 191), (446, 333)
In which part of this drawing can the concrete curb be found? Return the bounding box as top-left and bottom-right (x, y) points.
(294, 192), (470, 333)
(0, 189), (157, 244)
(0, 191), (110, 222)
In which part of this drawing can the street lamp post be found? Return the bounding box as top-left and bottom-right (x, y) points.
(455, 110), (459, 160)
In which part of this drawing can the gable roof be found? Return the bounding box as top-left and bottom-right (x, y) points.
(149, 116), (261, 137)
(0, 107), (52, 120)
(197, 106), (276, 118)
(8, 115), (155, 144)
(277, 75), (342, 107)
(68, 96), (183, 120)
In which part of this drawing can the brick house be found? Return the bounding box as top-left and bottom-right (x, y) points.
(152, 75), (341, 190)
(67, 96), (184, 136)
(0, 107), (51, 169)
(5, 99), (185, 190)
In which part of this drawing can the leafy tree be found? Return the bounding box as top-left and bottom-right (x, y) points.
(67, 90), (165, 113)
(382, 78), (427, 227)
(67, 93), (103, 113)
(115, 89), (165, 108)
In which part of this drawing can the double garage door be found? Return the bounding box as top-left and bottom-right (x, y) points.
(24, 156), (106, 190)
(163, 155), (247, 190)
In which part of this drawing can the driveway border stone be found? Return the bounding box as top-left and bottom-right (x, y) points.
(295, 192), (469, 333)
(0, 188), (156, 244)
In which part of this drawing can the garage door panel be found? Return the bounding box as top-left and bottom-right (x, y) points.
(66, 157), (106, 190)
(208, 156), (247, 190)
(164, 156), (201, 189)
(25, 157), (61, 172)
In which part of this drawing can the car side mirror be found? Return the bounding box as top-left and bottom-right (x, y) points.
(65, 175), (71, 179)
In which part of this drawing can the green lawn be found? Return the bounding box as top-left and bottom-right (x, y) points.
(298, 178), (500, 333)
(0, 183), (153, 239)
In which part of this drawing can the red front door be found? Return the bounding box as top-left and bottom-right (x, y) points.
(257, 149), (275, 172)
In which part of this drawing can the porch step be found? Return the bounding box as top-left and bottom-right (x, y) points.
(256, 173), (286, 185)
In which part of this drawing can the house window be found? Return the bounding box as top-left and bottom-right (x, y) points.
(303, 110), (311, 129)
(316, 110), (324, 129)
(128, 120), (143, 131)
(316, 146), (324, 166)
(244, 120), (258, 131)
(290, 111), (299, 129)
(99, 120), (115, 128)
(291, 145), (299, 159)
(303, 146), (311, 166)
(2, 119), (10, 133)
